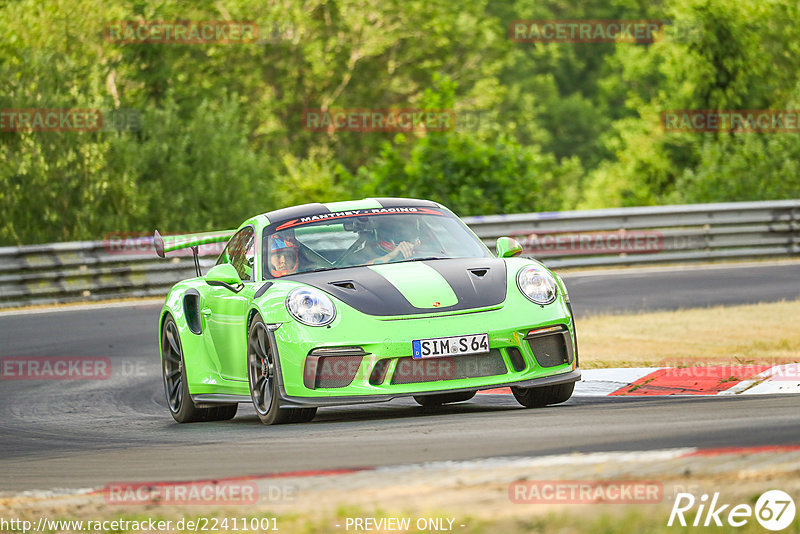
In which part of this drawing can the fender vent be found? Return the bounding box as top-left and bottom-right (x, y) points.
(183, 292), (202, 335)
(468, 268), (489, 277)
(254, 282), (273, 299)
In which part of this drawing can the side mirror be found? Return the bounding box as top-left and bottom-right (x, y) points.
(205, 263), (243, 292)
(153, 230), (165, 258)
(496, 237), (523, 258)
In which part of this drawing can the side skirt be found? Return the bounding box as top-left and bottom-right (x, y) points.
(191, 394), (252, 407)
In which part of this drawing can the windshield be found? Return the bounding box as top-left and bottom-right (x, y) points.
(262, 207), (491, 278)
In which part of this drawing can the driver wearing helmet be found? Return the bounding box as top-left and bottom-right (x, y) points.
(366, 218), (421, 265)
(268, 234), (300, 277)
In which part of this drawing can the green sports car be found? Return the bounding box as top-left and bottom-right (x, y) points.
(154, 198), (580, 424)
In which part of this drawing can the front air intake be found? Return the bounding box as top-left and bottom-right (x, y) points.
(304, 347), (368, 389)
(390, 349), (507, 385)
(525, 325), (574, 368)
(369, 359), (391, 385)
(506, 347), (527, 372)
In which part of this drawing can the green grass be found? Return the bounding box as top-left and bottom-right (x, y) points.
(577, 299), (800, 368)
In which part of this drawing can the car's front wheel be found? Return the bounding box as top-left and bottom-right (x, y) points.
(413, 391), (476, 407)
(247, 313), (317, 424)
(161, 314), (238, 423)
(511, 382), (575, 408)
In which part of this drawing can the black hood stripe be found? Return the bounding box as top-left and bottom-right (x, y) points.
(290, 258), (507, 316)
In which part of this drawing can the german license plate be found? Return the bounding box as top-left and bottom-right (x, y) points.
(412, 333), (489, 359)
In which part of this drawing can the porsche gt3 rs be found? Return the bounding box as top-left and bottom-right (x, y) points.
(154, 198), (580, 424)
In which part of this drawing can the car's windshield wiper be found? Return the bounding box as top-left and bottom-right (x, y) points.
(300, 257), (447, 272)
(305, 266), (342, 273)
(393, 256), (448, 263)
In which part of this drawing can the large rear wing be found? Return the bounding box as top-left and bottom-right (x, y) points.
(153, 229), (236, 276)
(153, 229), (236, 258)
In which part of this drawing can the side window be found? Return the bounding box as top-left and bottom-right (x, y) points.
(216, 227), (255, 281)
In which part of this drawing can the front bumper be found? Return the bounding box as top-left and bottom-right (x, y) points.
(277, 368), (581, 408)
(271, 291), (578, 403)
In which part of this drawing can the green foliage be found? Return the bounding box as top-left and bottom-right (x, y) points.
(673, 134), (800, 203)
(107, 96), (273, 233)
(579, 0), (800, 208)
(360, 133), (582, 216)
(0, 0), (798, 244)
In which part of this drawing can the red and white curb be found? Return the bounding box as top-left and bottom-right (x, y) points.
(479, 364), (800, 397)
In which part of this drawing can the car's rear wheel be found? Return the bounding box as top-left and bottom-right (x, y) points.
(511, 382), (575, 408)
(248, 313), (317, 424)
(162, 314), (237, 423)
(413, 391), (476, 407)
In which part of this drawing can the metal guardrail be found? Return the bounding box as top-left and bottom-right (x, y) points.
(464, 199), (800, 268)
(1, 200), (799, 308)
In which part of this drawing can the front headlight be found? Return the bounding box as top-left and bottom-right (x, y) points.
(286, 287), (336, 326)
(516, 265), (558, 305)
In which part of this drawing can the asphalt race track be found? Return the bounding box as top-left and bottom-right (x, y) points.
(563, 260), (800, 315)
(1, 262), (799, 491)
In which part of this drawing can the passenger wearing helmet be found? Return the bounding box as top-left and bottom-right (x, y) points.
(268, 234), (299, 277)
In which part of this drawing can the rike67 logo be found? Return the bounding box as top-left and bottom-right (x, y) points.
(668, 490), (796, 531)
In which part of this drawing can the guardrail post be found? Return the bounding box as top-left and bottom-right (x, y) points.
(790, 206), (800, 253)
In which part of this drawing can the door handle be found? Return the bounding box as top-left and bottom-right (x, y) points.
(201, 308), (212, 316)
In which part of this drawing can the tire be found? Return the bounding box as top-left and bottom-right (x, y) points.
(296, 407), (318, 422)
(511, 381), (575, 408)
(413, 391), (476, 407)
(161, 314), (238, 423)
(247, 313), (316, 425)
